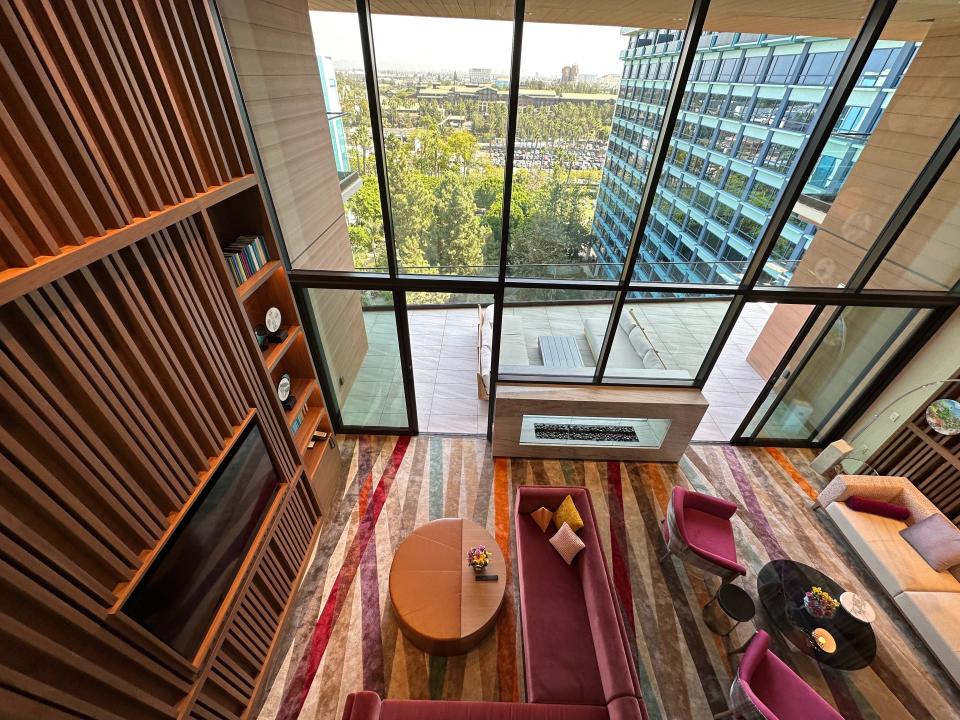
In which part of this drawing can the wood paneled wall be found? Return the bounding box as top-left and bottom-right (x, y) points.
(870, 375), (960, 525)
(0, 0), (250, 279)
(217, 0), (368, 405)
(0, 2), (329, 718)
(216, 0), (352, 271)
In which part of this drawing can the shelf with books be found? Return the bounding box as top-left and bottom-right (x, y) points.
(203, 184), (339, 521)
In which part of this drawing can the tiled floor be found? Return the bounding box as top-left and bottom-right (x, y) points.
(695, 302), (773, 442)
(340, 302), (774, 438)
(409, 308), (489, 434)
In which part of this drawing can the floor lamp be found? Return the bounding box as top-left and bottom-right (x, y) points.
(810, 379), (960, 476)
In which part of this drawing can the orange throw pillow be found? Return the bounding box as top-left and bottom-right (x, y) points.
(530, 506), (553, 532)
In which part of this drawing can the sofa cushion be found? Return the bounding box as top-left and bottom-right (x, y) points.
(900, 514), (960, 572)
(627, 327), (652, 357)
(550, 522), (586, 564)
(530, 506), (554, 532)
(516, 510), (606, 705)
(893, 592), (960, 686)
(846, 495), (910, 521)
(380, 699), (611, 720)
(606, 696), (645, 720)
(641, 349), (664, 370)
(484, 304), (496, 326)
(826, 502), (960, 594)
(554, 495), (584, 532)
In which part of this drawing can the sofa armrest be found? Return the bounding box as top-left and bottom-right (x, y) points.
(816, 475), (906, 509)
(895, 483), (942, 524)
(341, 692), (381, 720)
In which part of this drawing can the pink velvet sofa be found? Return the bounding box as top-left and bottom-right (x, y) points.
(341, 486), (647, 720)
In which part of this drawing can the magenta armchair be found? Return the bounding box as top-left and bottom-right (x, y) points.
(714, 631), (842, 719)
(661, 487), (746, 583)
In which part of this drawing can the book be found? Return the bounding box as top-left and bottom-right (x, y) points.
(290, 402), (308, 435)
(223, 234), (269, 287)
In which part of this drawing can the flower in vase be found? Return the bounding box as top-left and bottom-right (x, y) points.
(467, 544), (490, 570)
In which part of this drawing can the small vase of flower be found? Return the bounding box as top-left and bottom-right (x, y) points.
(467, 545), (490, 573)
(803, 586), (839, 619)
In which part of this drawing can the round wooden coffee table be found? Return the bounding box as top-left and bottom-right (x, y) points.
(389, 518), (506, 656)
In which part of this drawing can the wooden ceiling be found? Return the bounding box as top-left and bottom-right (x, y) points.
(309, 0), (957, 41)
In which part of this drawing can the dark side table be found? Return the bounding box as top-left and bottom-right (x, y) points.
(704, 583), (756, 637)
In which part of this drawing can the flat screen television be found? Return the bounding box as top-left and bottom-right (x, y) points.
(123, 421), (280, 658)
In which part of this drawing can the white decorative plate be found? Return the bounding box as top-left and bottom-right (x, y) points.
(840, 591), (876, 623)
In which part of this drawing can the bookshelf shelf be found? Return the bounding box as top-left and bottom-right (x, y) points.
(237, 260), (281, 301)
(263, 326), (301, 372)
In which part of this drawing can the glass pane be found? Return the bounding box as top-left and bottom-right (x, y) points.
(866, 154), (960, 290)
(499, 288), (615, 379)
(371, 5), (514, 276)
(697, 302), (813, 441)
(761, 1), (960, 287)
(628, 1), (875, 285)
(305, 289), (409, 428)
(507, 4), (692, 279)
(409, 292), (494, 435)
(603, 292), (731, 382)
(754, 306), (930, 441)
(307, 12), (387, 271)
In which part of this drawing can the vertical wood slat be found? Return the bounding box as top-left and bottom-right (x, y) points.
(0, 212), (309, 718)
(0, 0), (251, 271)
(869, 375), (960, 524)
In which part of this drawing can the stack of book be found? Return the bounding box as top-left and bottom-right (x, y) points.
(223, 235), (269, 287)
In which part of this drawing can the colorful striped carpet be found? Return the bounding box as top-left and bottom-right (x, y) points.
(254, 436), (960, 720)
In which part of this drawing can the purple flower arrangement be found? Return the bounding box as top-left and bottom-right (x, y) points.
(467, 544), (490, 572)
(803, 586), (839, 618)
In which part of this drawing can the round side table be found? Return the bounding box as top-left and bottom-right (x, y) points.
(704, 584), (756, 637)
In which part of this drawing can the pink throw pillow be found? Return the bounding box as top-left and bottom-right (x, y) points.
(845, 495), (910, 521)
(900, 514), (960, 572)
(549, 522), (585, 565)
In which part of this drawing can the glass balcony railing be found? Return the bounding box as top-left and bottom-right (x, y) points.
(349, 259), (802, 285)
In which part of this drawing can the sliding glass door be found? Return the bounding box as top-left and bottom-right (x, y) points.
(735, 305), (932, 444)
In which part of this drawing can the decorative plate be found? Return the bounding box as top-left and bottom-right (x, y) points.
(277, 373), (291, 402)
(840, 591), (875, 623)
(265, 306), (282, 333)
(926, 398), (960, 436)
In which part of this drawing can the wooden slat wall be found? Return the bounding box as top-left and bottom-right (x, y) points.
(870, 375), (960, 524)
(0, 0), (251, 277)
(0, 217), (303, 718)
(191, 481), (320, 719)
(0, 3), (328, 718)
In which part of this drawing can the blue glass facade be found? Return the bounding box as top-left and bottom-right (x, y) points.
(318, 55), (352, 177)
(592, 30), (917, 284)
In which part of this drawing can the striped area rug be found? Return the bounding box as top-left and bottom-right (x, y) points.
(254, 435), (960, 720)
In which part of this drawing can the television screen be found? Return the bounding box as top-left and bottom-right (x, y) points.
(123, 422), (280, 658)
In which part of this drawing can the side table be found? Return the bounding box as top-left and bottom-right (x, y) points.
(704, 584), (755, 637)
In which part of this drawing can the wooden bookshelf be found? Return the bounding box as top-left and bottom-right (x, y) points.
(205, 186), (340, 522)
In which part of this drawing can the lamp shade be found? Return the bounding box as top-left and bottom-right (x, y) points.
(925, 398), (960, 436)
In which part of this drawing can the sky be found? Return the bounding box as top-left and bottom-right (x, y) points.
(309, 12), (626, 78)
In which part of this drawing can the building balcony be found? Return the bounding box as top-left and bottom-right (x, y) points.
(342, 298), (774, 441)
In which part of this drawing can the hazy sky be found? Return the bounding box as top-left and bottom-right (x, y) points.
(309, 12), (625, 77)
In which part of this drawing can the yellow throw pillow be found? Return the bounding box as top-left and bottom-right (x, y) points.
(553, 494), (584, 533)
(530, 506), (553, 532)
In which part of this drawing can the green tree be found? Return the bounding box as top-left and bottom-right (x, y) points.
(426, 172), (486, 272)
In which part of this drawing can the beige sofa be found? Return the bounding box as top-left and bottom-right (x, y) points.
(815, 475), (960, 687)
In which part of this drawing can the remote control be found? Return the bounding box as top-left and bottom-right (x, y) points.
(475, 574), (499, 582)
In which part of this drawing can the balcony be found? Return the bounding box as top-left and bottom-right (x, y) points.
(340, 296), (774, 440)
